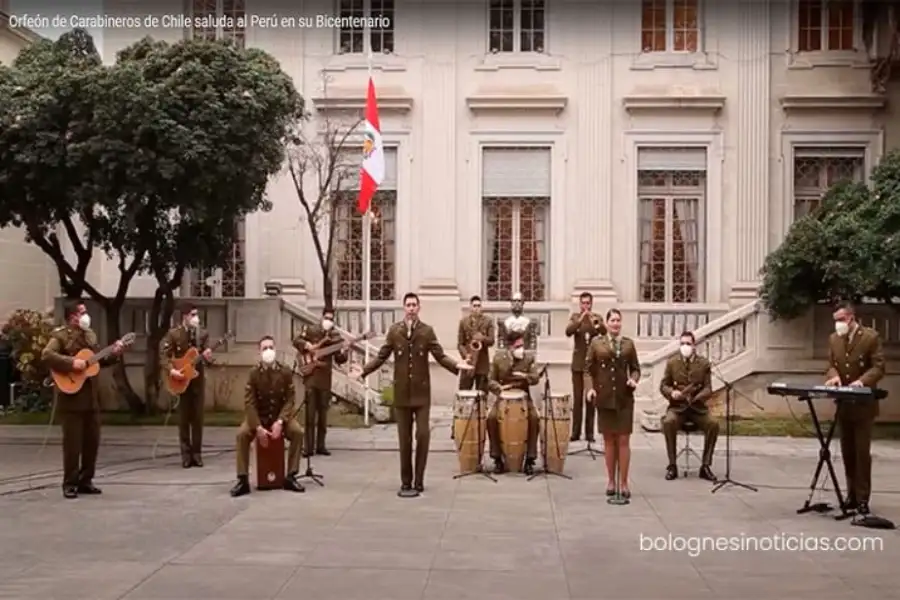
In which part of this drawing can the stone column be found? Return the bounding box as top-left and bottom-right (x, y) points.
(572, 3), (617, 303)
(730, 0), (771, 301)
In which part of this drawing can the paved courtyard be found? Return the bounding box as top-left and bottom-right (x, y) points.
(1, 424), (899, 599)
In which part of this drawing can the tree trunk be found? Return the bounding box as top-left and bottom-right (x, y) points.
(143, 286), (176, 414)
(104, 301), (144, 414)
(322, 272), (334, 309)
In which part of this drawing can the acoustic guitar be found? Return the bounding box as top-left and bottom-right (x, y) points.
(50, 332), (137, 395)
(297, 331), (374, 377)
(165, 331), (235, 395)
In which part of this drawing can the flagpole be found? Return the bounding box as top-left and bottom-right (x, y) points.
(362, 50), (374, 427)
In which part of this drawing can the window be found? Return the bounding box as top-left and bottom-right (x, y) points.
(186, 0), (246, 298)
(190, 220), (246, 297)
(189, 0), (245, 47)
(798, 0), (856, 52)
(488, 0), (545, 54)
(637, 148), (706, 303)
(641, 0), (699, 53)
(482, 147), (550, 302)
(792, 148), (864, 220)
(337, 0), (395, 55)
(333, 148), (397, 301)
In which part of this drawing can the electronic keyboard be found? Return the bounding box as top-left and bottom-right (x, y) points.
(767, 382), (887, 401)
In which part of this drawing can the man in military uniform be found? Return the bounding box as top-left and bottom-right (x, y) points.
(231, 335), (306, 497)
(292, 306), (348, 456)
(497, 293), (537, 352)
(41, 299), (124, 499)
(160, 304), (212, 468)
(456, 295), (494, 393)
(355, 292), (473, 497)
(825, 302), (886, 515)
(564, 292), (604, 442)
(659, 331), (718, 481)
(486, 330), (541, 474)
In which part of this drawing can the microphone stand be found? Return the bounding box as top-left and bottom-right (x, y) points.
(710, 364), (758, 494)
(569, 331), (604, 460)
(292, 362), (324, 487)
(528, 365), (572, 482)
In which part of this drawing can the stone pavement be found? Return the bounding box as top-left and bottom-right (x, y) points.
(1, 424), (899, 599)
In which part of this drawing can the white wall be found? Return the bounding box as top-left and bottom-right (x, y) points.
(93, 0), (890, 315)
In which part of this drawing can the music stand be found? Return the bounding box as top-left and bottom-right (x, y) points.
(453, 390), (497, 483)
(710, 369), (758, 495)
(291, 367), (324, 487)
(528, 368), (572, 482)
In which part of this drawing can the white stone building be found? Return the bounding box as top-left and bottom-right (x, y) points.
(5, 0), (900, 415)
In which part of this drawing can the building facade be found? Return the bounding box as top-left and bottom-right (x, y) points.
(0, 10), (57, 317)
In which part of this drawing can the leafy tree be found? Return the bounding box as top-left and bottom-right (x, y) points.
(104, 36), (304, 407)
(759, 149), (900, 319)
(0, 31), (303, 411)
(287, 74), (362, 308)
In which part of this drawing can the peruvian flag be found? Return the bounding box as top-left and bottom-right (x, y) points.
(357, 76), (384, 214)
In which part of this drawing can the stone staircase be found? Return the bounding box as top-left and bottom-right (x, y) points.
(280, 299), (393, 422)
(636, 300), (763, 431)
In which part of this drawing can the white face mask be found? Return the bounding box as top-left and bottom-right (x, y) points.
(261, 348), (276, 364)
(835, 321), (850, 336)
(188, 315), (200, 328)
(679, 344), (693, 359)
(78, 314), (91, 330)
(512, 347), (525, 360)
(322, 319), (334, 331)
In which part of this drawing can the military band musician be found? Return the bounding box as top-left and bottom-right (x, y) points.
(456, 295), (494, 394)
(231, 335), (306, 497)
(486, 330), (541, 475)
(565, 292), (605, 442)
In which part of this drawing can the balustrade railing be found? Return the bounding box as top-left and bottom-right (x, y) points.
(636, 300), (761, 430)
(632, 305), (721, 339)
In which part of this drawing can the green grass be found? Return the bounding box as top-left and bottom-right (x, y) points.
(727, 416), (900, 440)
(0, 407), (368, 429)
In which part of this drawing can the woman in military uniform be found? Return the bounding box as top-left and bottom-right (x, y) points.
(585, 309), (640, 497)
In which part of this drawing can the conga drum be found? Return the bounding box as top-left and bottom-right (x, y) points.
(541, 392), (572, 474)
(498, 390), (529, 472)
(453, 390), (486, 473)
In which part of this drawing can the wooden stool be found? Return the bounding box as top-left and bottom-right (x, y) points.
(255, 436), (285, 490)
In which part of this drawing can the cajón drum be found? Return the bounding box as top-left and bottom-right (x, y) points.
(498, 389), (529, 472)
(541, 392), (571, 474)
(255, 436), (285, 490)
(453, 390), (486, 473)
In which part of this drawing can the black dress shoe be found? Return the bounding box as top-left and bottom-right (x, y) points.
(665, 465), (678, 480)
(414, 482), (424, 493)
(842, 498), (859, 511)
(182, 458), (192, 469)
(316, 449), (331, 456)
(622, 490), (632, 499)
(77, 483), (102, 495)
(699, 466), (717, 481)
(606, 487), (615, 497)
(283, 475), (305, 493)
(302, 451), (311, 458)
(523, 458), (535, 476)
(570, 435), (580, 442)
(857, 502), (870, 515)
(397, 485), (419, 498)
(62, 486), (78, 499)
(192, 456), (203, 467)
(493, 458), (506, 474)
(230, 476), (250, 497)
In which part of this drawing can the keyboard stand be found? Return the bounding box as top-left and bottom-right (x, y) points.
(798, 395), (852, 521)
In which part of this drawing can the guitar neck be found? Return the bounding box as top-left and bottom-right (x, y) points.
(315, 335), (367, 358)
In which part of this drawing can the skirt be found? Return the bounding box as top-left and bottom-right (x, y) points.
(597, 405), (634, 435)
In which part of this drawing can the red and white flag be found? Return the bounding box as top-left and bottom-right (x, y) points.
(357, 76), (384, 214)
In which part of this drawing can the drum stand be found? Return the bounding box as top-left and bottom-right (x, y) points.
(528, 374), (572, 481)
(453, 392), (497, 483)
